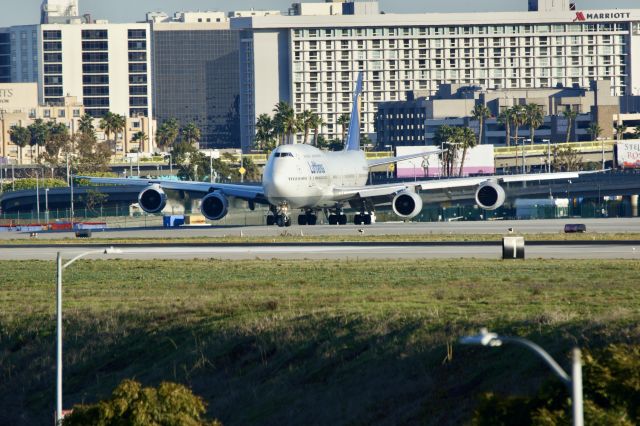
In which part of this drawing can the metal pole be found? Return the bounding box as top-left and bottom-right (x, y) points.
(36, 170), (40, 223)
(522, 141), (526, 174)
(70, 175), (74, 223)
(601, 139), (605, 170)
(546, 139), (551, 173)
(572, 348), (584, 426)
(56, 252), (63, 425)
(45, 189), (49, 224)
(210, 155), (213, 183)
(11, 162), (15, 191)
(169, 154), (172, 175)
(241, 152), (244, 183)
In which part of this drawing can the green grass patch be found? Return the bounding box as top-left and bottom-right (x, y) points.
(1, 259), (639, 425)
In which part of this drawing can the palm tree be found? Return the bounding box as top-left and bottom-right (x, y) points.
(337, 113), (350, 144)
(181, 122), (201, 146)
(634, 125), (640, 139)
(614, 123), (627, 142)
(254, 114), (275, 152)
(273, 101), (295, 145)
(9, 125), (30, 165)
(132, 131), (148, 152)
(497, 108), (513, 146)
(27, 119), (48, 162)
(510, 105), (527, 147)
(563, 108), (578, 143)
(588, 123), (603, 141)
(309, 113), (324, 147)
(471, 104), (491, 145)
(100, 112), (126, 152)
(78, 113), (95, 136)
(156, 118), (180, 151)
(525, 104), (544, 146)
(435, 125), (456, 176)
(457, 127), (477, 177)
(298, 110), (315, 144)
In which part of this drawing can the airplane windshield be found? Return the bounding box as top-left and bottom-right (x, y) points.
(274, 152), (294, 158)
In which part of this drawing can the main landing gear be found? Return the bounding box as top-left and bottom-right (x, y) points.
(353, 213), (373, 225)
(297, 211), (318, 226)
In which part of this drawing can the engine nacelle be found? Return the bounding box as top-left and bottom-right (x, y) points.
(392, 191), (423, 219)
(138, 186), (167, 213)
(475, 182), (506, 210)
(200, 192), (229, 221)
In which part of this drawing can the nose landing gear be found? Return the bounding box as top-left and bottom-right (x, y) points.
(267, 204), (292, 227)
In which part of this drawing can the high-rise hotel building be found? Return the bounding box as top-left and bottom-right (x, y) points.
(233, 0), (640, 151)
(0, 1), (153, 151)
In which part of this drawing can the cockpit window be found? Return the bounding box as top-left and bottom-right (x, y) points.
(275, 152), (294, 158)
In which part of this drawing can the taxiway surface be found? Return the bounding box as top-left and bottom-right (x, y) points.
(0, 218), (639, 240)
(3, 242), (639, 261)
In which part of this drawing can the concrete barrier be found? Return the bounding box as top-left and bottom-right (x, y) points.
(503, 236), (525, 259)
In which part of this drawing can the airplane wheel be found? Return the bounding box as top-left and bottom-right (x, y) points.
(285, 216), (292, 227)
(298, 214), (308, 226)
(363, 214), (372, 225)
(354, 214), (362, 225)
(276, 215), (286, 227)
(266, 215), (275, 226)
(307, 214), (317, 225)
(328, 215), (337, 225)
(338, 214), (348, 225)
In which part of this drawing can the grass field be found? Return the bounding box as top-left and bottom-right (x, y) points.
(1, 259), (640, 425)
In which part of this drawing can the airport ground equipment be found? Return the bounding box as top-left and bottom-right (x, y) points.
(502, 236), (525, 259)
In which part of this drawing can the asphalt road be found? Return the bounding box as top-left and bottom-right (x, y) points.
(1, 218), (640, 240)
(3, 242), (639, 261)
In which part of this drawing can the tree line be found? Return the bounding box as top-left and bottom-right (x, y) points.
(8, 112), (148, 171)
(254, 102), (361, 152)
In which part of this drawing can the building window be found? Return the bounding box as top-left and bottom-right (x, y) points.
(58, 110), (65, 118)
(81, 30), (108, 40)
(73, 109), (80, 117)
(127, 29), (146, 39)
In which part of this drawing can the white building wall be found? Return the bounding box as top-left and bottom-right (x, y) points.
(235, 7), (640, 149)
(631, 22), (640, 95)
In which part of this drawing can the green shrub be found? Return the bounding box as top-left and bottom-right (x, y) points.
(11, 178), (68, 191)
(63, 379), (222, 426)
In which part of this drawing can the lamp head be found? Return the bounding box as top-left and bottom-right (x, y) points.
(459, 328), (502, 347)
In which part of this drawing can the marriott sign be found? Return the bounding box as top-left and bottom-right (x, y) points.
(573, 11), (632, 21)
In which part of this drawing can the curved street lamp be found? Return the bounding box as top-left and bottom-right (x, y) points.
(460, 328), (583, 426)
(55, 247), (123, 424)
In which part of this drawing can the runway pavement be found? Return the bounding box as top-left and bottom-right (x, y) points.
(3, 242), (639, 261)
(1, 218), (640, 240)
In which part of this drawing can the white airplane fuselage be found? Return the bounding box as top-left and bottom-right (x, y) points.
(263, 144), (369, 209)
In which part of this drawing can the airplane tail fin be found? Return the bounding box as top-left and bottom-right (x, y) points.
(345, 72), (363, 151)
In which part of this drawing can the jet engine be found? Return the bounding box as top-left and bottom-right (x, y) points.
(138, 186), (167, 213)
(200, 192), (229, 221)
(392, 191), (423, 219)
(475, 182), (506, 210)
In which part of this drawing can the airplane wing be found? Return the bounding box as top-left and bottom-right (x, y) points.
(333, 170), (591, 201)
(77, 176), (265, 201)
(367, 150), (445, 169)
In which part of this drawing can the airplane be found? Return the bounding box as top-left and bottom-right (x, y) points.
(82, 73), (597, 227)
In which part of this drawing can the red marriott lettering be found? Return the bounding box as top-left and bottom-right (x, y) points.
(573, 12), (586, 22)
(573, 11), (631, 21)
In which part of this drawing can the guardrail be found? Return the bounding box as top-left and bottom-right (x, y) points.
(494, 140), (617, 157)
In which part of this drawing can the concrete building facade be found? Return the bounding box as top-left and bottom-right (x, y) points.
(0, 82), (155, 163)
(233, 0), (640, 152)
(375, 80), (628, 147)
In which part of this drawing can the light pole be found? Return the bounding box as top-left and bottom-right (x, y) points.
(460, 328), (583, 426)
(542, 139), (551, 173)
(596, 137), (606, 170)
(36, 170), (40, 223)
(523, 138), (531, 173)
(55, 247), (123, 424)
(45, 188), (50, 224)
(210, 154), (213, 183)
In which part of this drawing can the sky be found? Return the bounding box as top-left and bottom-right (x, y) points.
(2, 0), (639, 27)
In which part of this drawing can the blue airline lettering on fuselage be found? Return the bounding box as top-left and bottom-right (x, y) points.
(308, 161), (326, 175)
